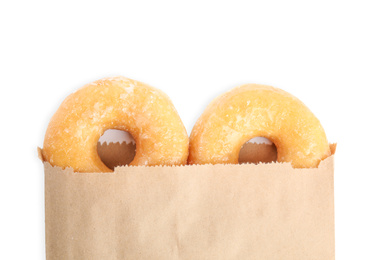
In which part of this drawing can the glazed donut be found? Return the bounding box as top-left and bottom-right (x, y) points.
(42, 76), (189, 172)
(188, 84), (330, 168)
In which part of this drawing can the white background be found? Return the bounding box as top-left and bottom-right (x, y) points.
(1, 0), (389, 259)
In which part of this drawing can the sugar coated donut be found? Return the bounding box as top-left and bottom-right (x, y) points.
(43, 76), (189, 172)
(188, 84), (330, 168)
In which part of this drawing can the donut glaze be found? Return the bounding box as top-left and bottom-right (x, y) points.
(43, 77), (189, 172)
(188, 84), (330, 168)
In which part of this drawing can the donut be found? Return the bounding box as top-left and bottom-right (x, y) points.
(42, 76), (189, 172)
(188, 84), (330, 168)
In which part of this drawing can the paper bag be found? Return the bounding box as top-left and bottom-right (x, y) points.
(39, 143), (335, 260)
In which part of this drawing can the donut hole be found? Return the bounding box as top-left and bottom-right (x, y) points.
(97, 129), (136, 170)
(238, 137), (277, 164)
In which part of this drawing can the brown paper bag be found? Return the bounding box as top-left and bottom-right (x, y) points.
(39, 143), (335, 260)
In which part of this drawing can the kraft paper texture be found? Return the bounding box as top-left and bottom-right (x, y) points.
(40, 143), (335, 260)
